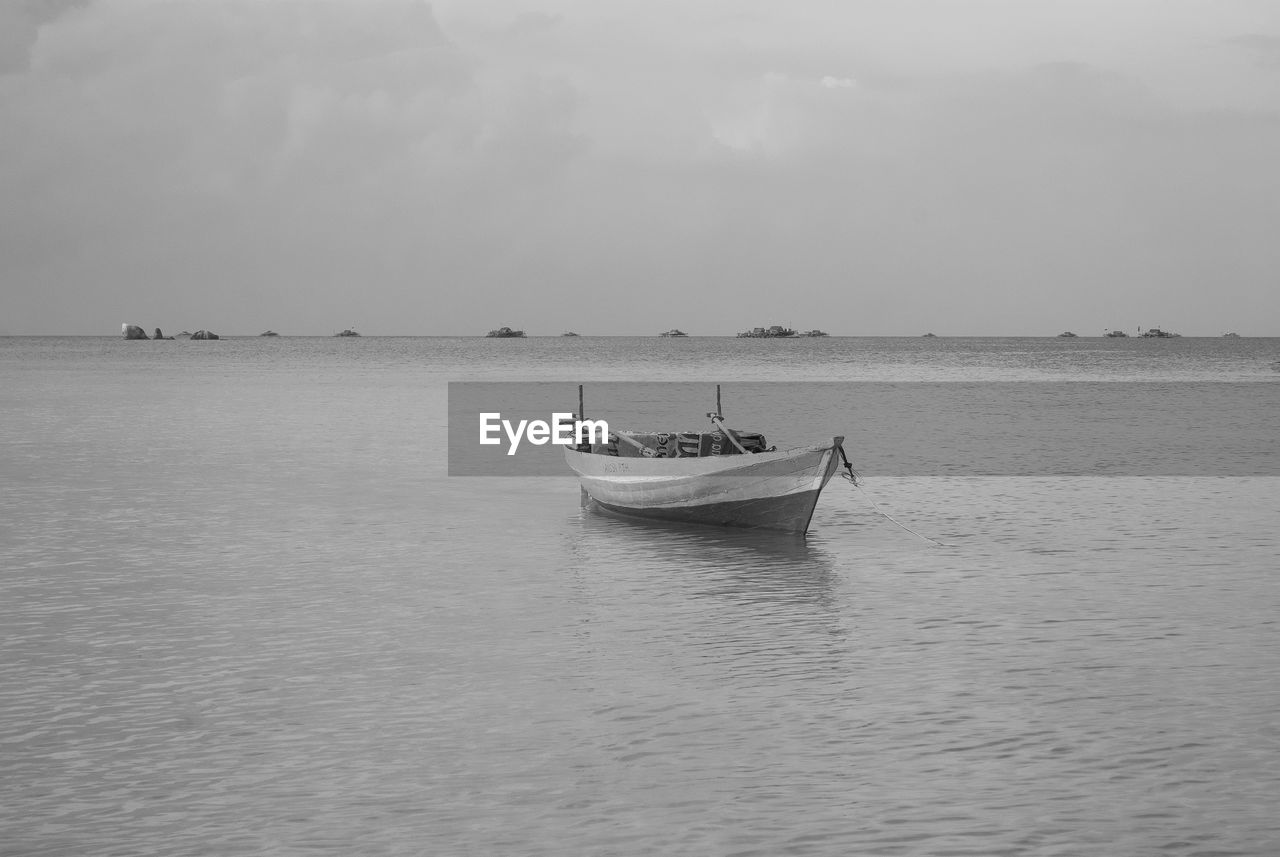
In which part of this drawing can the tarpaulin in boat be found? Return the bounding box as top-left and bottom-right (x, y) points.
(592, 430), (768, 458)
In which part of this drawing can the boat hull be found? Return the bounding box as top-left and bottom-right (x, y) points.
(565, 438), (844, 535)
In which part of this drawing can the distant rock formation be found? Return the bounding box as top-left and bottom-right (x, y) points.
(486, 326), (525, 337)
(737, 325), (797, 338)
(122, 323), (149, 339)
(154, 327), (174, 340)
(190, 330), (219, 340)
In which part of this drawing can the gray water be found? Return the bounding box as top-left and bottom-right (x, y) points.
(2, 336), (1278, 856)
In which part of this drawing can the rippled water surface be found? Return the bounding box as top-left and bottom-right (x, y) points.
(2, 336), (1278, 856)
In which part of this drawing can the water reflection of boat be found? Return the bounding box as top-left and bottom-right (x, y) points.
(574, 512), (838, 596)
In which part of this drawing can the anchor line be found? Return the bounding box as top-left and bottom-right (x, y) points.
(836, 444), (952, 548)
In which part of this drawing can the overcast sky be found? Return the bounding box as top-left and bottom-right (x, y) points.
(2, 0), (1278, 335)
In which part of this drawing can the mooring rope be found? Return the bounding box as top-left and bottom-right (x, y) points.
(837, 446), (952, 547)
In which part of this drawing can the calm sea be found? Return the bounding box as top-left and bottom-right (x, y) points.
(2, 335), (1278, 856)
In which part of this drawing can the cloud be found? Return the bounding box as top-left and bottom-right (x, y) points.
(1227, 33), (1280, 64)
(1, 0), (597, 333)
(503, 10), (562, 36)
(0, 0), (87, 74)
(3, 0), (1279, 334)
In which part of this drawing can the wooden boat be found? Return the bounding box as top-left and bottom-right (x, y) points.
(562, 388), (847, 534)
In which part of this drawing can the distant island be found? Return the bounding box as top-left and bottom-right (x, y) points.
(738, 325), (796, 338)
(123, 323), (208, 339)
(487, 326), (525, 338)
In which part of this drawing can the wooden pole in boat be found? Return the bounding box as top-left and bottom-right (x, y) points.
(578, 384), (584, 420)
(716, 384), (722, 418)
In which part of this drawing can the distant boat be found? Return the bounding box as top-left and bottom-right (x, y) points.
(922, 332), (937, 338)
(564, 395), (848, 535)
(259, 330), (279, 337)
(737, 325), (797, 338)
(1104, 330), (1129, 338)
(1057, 331), (1078, 338)
(486, 326), (525, 338)
(1139, 327), (1180, 338)
(561, 331), (580, 337)
(335, 329), (360, 337)
(799, 329), (828, 337)
(1223, 332), (1241, 338)
(659, 329), (688, 337)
